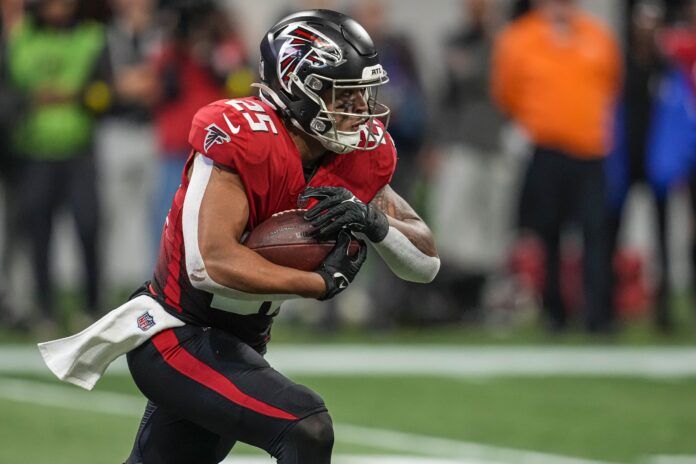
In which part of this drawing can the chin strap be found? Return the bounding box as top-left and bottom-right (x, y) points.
(252, 82), (286, 111)
(319, 136), (354, 154)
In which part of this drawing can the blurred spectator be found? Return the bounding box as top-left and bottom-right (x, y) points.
(349, 0), (430, 329)
(431, 0), (511, 276)
(1, 0), (24, 32)
(512, 0), (532, 19)
(0, 2), (25, 327)
(658, 0), (696, 314)
(351, 0), (427, 198)
(97, 0), (160, 283)
(492, 0), (622, 332)
(440, 0), (505, 154)
(6, 0), (111, 330)
(150, 1), (252, 251)
(606, 1), (671, 329)
(661, 0), (696, 84)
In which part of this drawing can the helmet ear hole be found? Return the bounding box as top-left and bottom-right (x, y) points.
(311, 118), (334, 135)
(305, 75), (324, 92)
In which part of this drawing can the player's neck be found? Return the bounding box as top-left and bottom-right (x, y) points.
(287, 122), (328, 167)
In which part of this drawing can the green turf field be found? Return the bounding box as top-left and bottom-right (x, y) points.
(1, 293), (695, 463)
(1, 365), (695, 463)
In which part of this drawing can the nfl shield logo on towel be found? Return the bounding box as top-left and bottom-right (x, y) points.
(137, 312), (156, 332)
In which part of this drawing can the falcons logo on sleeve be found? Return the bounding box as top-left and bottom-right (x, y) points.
(203, 123), (231, 153)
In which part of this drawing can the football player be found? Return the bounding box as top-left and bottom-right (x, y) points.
(124, 9), (439, 464)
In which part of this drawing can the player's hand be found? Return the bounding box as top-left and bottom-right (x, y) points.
(315, 231), (367, 300)
(301, 186), (389, 242)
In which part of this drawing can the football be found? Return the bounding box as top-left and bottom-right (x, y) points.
(243, 209), (361, 271)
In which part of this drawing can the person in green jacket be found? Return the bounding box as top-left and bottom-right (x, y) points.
(7, 0), (111, 332)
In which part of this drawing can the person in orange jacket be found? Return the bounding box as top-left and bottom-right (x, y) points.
(491, 0), (622, 332)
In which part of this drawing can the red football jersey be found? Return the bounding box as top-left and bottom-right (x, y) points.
(150, 97), (397, 351)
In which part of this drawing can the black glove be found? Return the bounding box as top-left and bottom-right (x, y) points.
(315, 231), (367, 300)
(301, 186), (389, 242)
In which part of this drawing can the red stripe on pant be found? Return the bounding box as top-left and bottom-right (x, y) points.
(151, 329), (298, 421)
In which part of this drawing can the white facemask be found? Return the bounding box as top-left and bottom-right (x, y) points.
(319, 128), (363, 154)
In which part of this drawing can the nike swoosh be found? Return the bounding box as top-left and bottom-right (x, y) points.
(223, 113), (241, 134)
(334, 272), (348, 289)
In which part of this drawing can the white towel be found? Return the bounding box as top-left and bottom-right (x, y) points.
(37, 295), (185, 390)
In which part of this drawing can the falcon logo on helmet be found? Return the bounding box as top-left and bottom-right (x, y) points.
(255, 9), (391, 154)
(276, 24), (345, 93)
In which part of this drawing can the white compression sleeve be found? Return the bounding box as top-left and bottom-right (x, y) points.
(364, 226), (440, 283)
(182, 153), (297, 302)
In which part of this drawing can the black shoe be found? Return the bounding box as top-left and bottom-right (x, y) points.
(544, 317), (568, 334)
(586, 319), (619, 335)
(654, 300), (674, 334)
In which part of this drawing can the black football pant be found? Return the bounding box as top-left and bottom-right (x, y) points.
(607, 172), (671, 330)
(125, 325), (332, 464)
(18, 156), (101, 316)
(519, 147), (613, 331)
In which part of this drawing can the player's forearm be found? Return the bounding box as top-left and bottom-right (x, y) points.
(202, 244), (326, 299)
(368, 187), (439, 283)
(366, 218), (440, 284)
(369, 185), (438, 258)
(386, 216), (438, 258)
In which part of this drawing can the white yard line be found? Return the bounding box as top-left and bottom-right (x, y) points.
(220, 456), (476, 464)
(335, 424), (613, 464)
(647, 457), (696, 464)
(3, 345), (696, 378)
(0, 377), (615, 464)
(266, 346), (696, 378)
(0, 376), (145, 416)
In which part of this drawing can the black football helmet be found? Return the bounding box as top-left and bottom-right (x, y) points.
(255, 9), (390, 154)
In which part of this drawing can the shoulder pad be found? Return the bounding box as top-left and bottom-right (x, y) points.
(189, 99), (267, 170)
(371, 128), (398, 187)
(358, 120), (398, 183)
